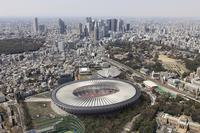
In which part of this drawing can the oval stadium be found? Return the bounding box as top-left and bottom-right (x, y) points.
(51, 79), (141, 114)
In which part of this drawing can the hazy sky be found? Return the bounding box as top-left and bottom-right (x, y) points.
(0, 0), (200, 17)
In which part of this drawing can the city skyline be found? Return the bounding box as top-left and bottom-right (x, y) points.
(0, 0), (200, 17)
(1, 2), (200, 132)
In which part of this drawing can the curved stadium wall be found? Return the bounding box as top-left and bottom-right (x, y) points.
(51, 79), (141, 115)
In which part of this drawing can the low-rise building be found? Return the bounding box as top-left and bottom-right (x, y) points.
(143, 80), (158, 90)
(140, 68), (149, 75)
(167, 78), (180, 88)
(157, 112), (200, 133)
(0, 92), (6, 103)
(152, 71), (160, 80)
(185, 83), (200, 96)
(79, 67), (91, 75)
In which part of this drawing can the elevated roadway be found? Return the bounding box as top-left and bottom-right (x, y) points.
(104, 57), (200, 104)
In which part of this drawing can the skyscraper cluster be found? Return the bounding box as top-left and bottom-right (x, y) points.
(79, 17), (131, 41)
(32, 17), (46, 34)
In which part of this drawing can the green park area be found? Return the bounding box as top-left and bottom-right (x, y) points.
(0, 38), (44, 54)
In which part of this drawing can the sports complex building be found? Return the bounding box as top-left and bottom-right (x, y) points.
(51, 79), (141, 114)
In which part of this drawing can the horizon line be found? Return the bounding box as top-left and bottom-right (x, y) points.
(0, 15), (200, 19)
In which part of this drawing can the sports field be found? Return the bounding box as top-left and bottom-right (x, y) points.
(159, 55), (189, 76)
(24, 102), (61, 129)
(155, 86), (176, 98)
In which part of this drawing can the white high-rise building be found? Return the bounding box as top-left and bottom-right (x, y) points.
(197, 67), (200, 77)
(58, 42), (65, 52)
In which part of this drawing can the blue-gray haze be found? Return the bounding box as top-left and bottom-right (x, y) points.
(0, 0), (199, 17)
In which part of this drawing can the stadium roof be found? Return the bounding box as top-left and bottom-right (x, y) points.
(54, 79), (135, 107)
(51, 79), (141, 114)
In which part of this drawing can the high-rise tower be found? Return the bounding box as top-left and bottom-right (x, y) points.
(79, 23), (83, 39)
(58, 18), (66, 34)
(111, 19), (118, 32)
(118, 19), (124, 32)
(94, 22), (99, 41)
(33, 17), (38, 33)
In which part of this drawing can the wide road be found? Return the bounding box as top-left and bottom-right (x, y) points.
(105, 57), (200, 103)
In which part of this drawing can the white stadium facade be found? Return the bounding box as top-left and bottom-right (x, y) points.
(51, 79), (141, 114)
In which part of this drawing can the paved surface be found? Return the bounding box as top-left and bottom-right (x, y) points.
(25, 97), (51, 102)
(25, 97), (69, 116)
(104, 57), (144, 78)
(146, 91), (157, 105)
